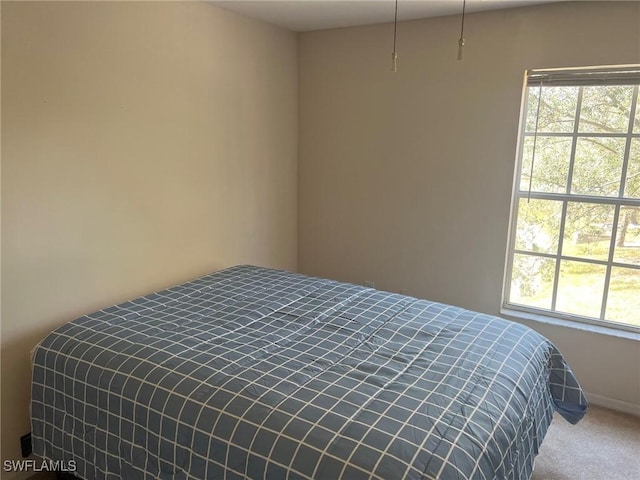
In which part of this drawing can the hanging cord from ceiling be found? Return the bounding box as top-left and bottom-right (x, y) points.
(458, 0), (467, 60)
(392, 0), (399, 72)
(392, 0), (468, 68)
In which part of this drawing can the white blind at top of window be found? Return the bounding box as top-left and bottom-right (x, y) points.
(527, 65), (640, 86)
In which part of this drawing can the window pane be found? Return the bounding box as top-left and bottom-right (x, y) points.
(556, 260), (607, 318)
(606, 267), (640, 327)
(515, 199), (562, 254)
(571, 137), (625, 196)
(562, 202), (615, 261)
(526, 86), (578, 133)
(509, 254), (555, 309)
(613, 206), (640, 265)
(520, 136), (572, 193)
(625, 139), (640, 198)
(634, 88), (640, 133)
(579, 85), (633, 133)
(507, 75), (639, 330)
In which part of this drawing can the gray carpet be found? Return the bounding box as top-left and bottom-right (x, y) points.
(533, 405), (640, 480)
(29, 406), (640, 479)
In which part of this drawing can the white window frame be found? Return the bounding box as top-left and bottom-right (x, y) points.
(502, 65), (640, 334)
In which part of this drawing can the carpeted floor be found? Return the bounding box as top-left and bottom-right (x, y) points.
(29, 405), (640, 479)
(532, 405), (640, 479)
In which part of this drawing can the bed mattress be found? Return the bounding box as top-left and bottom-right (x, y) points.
(31, 265), (587, 479)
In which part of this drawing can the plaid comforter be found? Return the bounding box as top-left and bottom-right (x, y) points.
(31, 265), (587, 480)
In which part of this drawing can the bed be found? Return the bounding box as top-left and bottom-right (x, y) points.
(31, 265), (588, 480)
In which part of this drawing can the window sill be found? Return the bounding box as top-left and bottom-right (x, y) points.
(500, 307), (640, 341)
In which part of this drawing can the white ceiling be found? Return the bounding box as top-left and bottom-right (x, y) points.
(210, 0), (567, 32)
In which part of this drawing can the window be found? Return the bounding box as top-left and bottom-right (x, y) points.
(504, 66), (640, 332)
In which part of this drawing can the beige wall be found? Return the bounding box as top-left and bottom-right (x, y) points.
(299, 2), (640, 412)
(1, 1), (297, 471)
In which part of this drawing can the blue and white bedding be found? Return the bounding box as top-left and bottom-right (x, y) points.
(31, 265), (587, 480)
